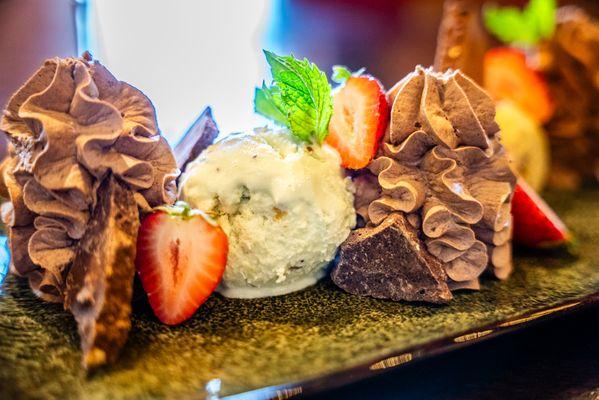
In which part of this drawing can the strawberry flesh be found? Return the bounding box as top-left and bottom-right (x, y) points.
(484, 47), (554, 123)
(326, 75), (389, 169)
(136, 208), (228, 325)
(512, 178), (570, 248)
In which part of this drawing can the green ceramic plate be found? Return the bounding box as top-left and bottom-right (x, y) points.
(1, 189), (598, 400)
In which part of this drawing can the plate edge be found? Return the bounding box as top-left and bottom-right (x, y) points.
(224, 292), (599, 400)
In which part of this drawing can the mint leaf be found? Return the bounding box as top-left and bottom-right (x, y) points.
(254, 51), (333, 144)
(254, 83), (288, 126)
(332, 65), (366, 84)
(483, 0), (556, 45)
(527, 0), (556, 39)
(332, 65), (352, 84)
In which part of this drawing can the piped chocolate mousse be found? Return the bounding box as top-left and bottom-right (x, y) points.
(0, 55), (178, 367)
(538, 6), (599, 189)
(332, 66), (516, 303)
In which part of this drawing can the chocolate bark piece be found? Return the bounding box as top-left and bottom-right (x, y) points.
(331, 213), (452, 304)
(64, 175), (140, 369)
(433, 0), (490, 83)
(174, 106), (219, 173)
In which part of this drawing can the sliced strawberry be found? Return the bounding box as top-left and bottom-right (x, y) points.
(483, 47), (554, 123)
(511, 178), (571, 248)
(326, 75), (389, 169)
(135, 202), (228, 325)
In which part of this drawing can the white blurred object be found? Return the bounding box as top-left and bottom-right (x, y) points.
(87, 0), (271, 143)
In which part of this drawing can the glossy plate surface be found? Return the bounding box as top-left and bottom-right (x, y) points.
(0, 189), (598, 399)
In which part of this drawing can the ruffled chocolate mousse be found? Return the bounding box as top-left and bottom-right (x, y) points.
(333, 66), (516, 302)
(0, 54), (178, 366)
(538, 6), (599, 189)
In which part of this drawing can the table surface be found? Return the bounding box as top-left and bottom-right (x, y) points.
(306, 303), (599, 400)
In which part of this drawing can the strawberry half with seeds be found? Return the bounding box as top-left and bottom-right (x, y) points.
(326, 69), (389, 169)
(511, 178), (571, 248)
(136, 202), (228, 325)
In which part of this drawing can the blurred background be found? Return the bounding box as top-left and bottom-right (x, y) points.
(0, 0), (597, 146)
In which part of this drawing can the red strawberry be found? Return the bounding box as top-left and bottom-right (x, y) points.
(136, 202), (228, 325)
(511, 178), (571, 248)
(326, 75), (389, 169)
(483, 47), (554, 123)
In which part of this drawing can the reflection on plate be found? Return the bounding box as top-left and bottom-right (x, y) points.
(0, 189), (597, 399)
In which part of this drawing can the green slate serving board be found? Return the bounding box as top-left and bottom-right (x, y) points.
(1, 189), (598, 400)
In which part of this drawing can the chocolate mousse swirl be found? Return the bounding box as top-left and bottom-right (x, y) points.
(540, 6), (599, 188)
(0, 56), (178, 302)
(364, 66), (516, 288)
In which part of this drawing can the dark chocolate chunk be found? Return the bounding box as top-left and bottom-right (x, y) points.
(64, 175), (140, 368)
(174, 106), (219, 173)
(331, 213), (452, 304)
(433, 0), (490, 83)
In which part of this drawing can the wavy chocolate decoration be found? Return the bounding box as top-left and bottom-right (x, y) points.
(0, 57), (178, 302)
(364, 66), (516, 288)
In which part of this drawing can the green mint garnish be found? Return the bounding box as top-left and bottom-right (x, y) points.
(254, 50), (333, 144)
(484, 0), (556, 46)
(254, 83), (288, 126)
(331, 65), (365, 84)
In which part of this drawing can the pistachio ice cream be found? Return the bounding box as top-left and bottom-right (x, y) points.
(179, 128), (355, 298)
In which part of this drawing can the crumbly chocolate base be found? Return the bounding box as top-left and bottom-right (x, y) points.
(64, 175), (140, 369)
(331, 213), (452, 304)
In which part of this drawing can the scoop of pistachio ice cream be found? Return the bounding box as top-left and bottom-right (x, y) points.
(495, 100), (550, 191)
(179, 127), (356, 298)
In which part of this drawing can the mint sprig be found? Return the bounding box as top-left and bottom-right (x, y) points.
(254, 51), (332, 144)
(331, 65), (365, 84)
(484, 0), (556, 46)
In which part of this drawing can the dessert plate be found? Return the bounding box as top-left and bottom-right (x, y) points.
(1, 189), (598, 400)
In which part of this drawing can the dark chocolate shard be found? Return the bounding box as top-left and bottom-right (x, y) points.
(433, 0), (490, 83)
(64, 175), (140, 369)
(174, 106), (219, 173)
(331, 213), (452, 304)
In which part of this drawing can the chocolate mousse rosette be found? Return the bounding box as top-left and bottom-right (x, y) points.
(333, 66), (516, 303)
(538, 6), (599, 188)
(0, 55), (178, 366)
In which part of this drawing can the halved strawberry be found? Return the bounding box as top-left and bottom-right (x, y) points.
(135, 202), (228, 325)
(326, 75), (389, 169)
(483, 47), (554, 123)
(511, 178), (571, 248)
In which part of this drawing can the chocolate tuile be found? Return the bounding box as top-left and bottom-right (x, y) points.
(64, 174), (139, 369)
(174, 106), (219, 174)
(331, 213), (452, 304)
